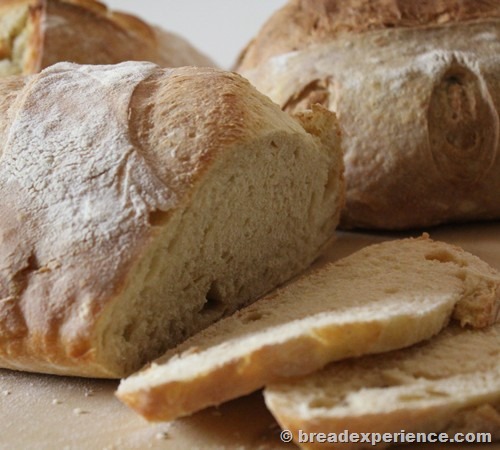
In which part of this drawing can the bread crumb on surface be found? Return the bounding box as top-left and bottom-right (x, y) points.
(73, 408), (89, 415)
(51, 398), (62, 405)
(154, 431), (170, 440)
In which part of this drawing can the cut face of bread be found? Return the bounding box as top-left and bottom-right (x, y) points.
(265, 323), (500, 449)
(0, 62), (343, 378)
(0, 0), (213, 77)
(116, 236), (500, 421)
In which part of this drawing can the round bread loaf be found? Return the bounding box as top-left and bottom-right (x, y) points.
(236, 0), (500, 230)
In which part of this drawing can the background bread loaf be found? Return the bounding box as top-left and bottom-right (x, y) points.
(0, 62), (343, 378)
(236, 0), (500, 230)
(0, 0), (214, 76)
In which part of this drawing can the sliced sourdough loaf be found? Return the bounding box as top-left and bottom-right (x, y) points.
(0, 0), (213, 77)
(0, 62), (343, 378)
(265, 322), (500, 449)
(116, 235), (500, 421)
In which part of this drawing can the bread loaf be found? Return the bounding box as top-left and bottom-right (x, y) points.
(265, 322), (500, 449)
(116, 235), (500, 421)
(0, 0), (213, 77)
(236, 0), (500, 230)
(0, 61), (343, 378)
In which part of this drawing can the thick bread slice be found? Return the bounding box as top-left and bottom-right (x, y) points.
(0, 0), (214, 77)
(116, 235), (500, 421)
(265, 323), (500, 449)
(0, 62), (343, 378)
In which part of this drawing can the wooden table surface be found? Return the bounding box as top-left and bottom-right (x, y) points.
(2, 222), (499, 450)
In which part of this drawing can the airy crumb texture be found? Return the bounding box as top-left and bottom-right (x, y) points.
(0, 0), (213, 77)
(0, 63), (343, 378)
(265, 323), (500, 449)
(116, 235), (500, 421)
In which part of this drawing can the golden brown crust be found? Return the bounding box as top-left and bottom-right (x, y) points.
(128, 68), (314, 217)
(237, 0), (500, 71)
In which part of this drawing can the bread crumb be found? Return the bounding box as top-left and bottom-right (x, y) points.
(84, 389), (94, 397)
(73, 408), (88, 415)
(2, 390), (11, 396)
(51, 399), (62, 405)
(155, 431), (170, 440)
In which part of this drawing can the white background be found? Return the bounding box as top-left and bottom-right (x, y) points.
(105, 1), (288, 69)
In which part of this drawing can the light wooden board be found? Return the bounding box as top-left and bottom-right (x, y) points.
(1, 223), (499, 450)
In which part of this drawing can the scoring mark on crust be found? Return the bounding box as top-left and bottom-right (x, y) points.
(427, 55), (499, 185)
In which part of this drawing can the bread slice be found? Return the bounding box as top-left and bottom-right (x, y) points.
(265, 322), (500, 449)
(0, 0), (213, 77)
(0, 62), (343, 378)
(116, 235), (500, 421)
